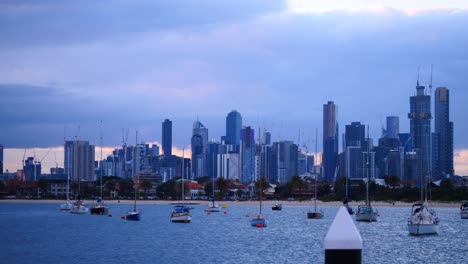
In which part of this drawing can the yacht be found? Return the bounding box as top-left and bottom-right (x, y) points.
(460, 201), (468, 219)
(408, 203), (439, 235)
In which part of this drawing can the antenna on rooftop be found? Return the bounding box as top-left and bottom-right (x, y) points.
(417, 66), (420, 86)
(429, 64), (433, 94)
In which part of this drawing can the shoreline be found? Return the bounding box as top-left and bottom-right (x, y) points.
(0, 199), (461, 208)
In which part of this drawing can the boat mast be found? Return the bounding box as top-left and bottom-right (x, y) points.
(315, 128), (318, 212)
(259, 129), (262, 216)
(134, 130), (138, 211)
(366, 125), (370, 206)
(100, 121), (103, 201)
(182, 148), (185, 203)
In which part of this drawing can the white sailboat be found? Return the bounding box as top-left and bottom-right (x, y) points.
(308, 128), (324, 219)
(205, 155), (221, 213)
(408, 79), (439, 235)
(251, 129), (267, 227)
(171, 149), (192, 223)
(60, 137), (72, 211)
(70, 139), (89, 214)
(355, 126), (378, 222)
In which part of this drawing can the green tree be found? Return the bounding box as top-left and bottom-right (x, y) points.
(204, 180), (214, 199)
(38, 178), (48, 196)
(175, 180), (190, 199)
(195, 176), (211, 185)
(215, 177), (228, 200)
(140, 179), (153, 196)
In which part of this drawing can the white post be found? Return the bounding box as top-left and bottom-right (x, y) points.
(325, 206), (362, 264)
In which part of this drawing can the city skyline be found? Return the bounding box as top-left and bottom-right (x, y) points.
(1, 1), (468, 175)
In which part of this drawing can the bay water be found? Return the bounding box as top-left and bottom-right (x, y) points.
(0, 203), (466, 263)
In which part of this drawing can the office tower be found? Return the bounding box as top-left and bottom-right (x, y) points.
(64, 140), (96, 181)
(192, 120), (208, 178)
(263, 131), (272, 145)
(386, 116), (400, 139)
(23, 157), (41, 181)
(345, 122), (365, 148)
(434, 87), (454, 179)
(306, 155), (315, 173)
(151, 144), (160, 156)
(409, 81), (431, 182)
(226, 110), (242, 150)
(162, 119), (172, 156)
(272, 141), (299, 183)
(323, 101), (339, 182)
(240, 126), (255, 183)
(206, 141), (221, 179)
(0, 144), (3, 174)
(217, 153), (239, 180)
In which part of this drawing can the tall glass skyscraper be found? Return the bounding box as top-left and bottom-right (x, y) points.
(434, 87), (454, 179)
(323, 101), (339, 182)
(162, 119), (172, 156)
(226, 110), (242, 151)
(408, 83), (431, 182)
(240, 126), (255, 183)
(191, 120), (208, 178)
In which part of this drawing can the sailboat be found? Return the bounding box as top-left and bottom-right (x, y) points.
(126, 131), (141, 221)
(205, 178), (220, 212)
(251, 130), (267, 227)
(460, 201), (468, 219)
(60, 146), (72, 211)
(308, 128), (324, 219)
(355, 126), (378, 222)
(171, 149), (192, 223)
(408, 80), (439, 235)
(70, 140), (89, 214)
(91, 123), (109, 215)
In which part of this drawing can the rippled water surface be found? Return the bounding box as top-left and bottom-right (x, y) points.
(0, 203), (466, 264)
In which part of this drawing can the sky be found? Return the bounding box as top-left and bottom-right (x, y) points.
(1, 0), (467, 175)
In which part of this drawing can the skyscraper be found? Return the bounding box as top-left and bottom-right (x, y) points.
(162, 119), (172, 156)
(226, 110), (242, 150)
(345, 122), (365, 179)
(191, 120), (208, 178)
(0, 144), (3, 174)
(64, 140), (95, 181)
(240, 126), (255, 183)
(345, 122), (365, 148)
(386, 116), (400, 139)
(323, 101), (339, 182)
(434, 87), (454, 179)
(408, 82), (431, 182)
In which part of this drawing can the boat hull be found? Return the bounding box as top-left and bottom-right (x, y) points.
(251, 218), (267, 227)
(408, 223), (438, 236)
(307, 211), (324, 219)
(126, 212), (141, 221)
(171, 214), (192, 223)
(355, 205), (378, 222)
(460, 211), (468, 219)
(70, 205), (89, 214)
(205, 207), (220, 212)
(60, 202), (72, 211)
(90, 206), (109, 215)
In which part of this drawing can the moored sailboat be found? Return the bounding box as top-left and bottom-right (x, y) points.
(460, 201), (468, 219)
(308, 128), (324, 219)
(91, 124), (109, 215)
(171, 149), (192, 223)
(355, 126), (378, 222)
(126, 130), (141, 221)
(251, 129), (267, 227)
(205, 162), (220, 213)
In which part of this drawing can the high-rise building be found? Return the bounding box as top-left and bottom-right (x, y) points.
(162, 119), (172, 156)
(151, 144), (160, 156)
(64, 140), (95, 181)
(345, 122), (365, 148)
(386, 116), (400, 139)
(408, 82), (431, 182)
(323, 101), (339, 182)
(191, 120), (209, 178)
(23, 157), (41, 181)
(434, 87), (454, 179)
(0, 144), (3, 174)
(272, 141), (299, 183)
(226, 110), (242, 150)
(240, 126), (255, 183)
(263, 131), (271, 145)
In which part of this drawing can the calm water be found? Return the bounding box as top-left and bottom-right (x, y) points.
(0, 202), (466, 264)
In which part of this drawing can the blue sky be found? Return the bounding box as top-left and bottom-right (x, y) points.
(1, 0), (467, 174)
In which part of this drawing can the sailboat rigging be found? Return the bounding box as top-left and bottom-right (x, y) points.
(308, 128), (324, 219)
(91, 121), (109, 215)
(171, 149), (192, 223)
(251, 128), (267, 227)
(126, 130), (141, 221)
(355, 125), (378, 222)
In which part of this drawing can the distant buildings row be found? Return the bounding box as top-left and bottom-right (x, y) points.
(0, 82), (455, 186)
